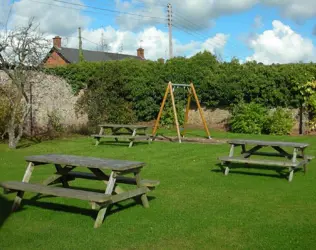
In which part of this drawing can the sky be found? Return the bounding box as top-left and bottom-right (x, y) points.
(1, 0), (316, 64)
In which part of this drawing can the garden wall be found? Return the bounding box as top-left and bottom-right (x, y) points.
(0, 70), (88, 135)
(188, 107), (302, 131)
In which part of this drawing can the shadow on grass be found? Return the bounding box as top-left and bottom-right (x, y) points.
(16, 138), (41, 149)
(23, 186), (156, 221)
(0, 195), (12, 228)
(213, 163), (300, 180)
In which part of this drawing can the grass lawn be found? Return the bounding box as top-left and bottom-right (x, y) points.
(0, 129), (316, 249)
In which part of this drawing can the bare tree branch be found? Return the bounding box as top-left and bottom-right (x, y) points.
(0, 18), (50, 148)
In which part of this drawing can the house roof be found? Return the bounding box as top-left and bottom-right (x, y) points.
(57, 47), (142, 63)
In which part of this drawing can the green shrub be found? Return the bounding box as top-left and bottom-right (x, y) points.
(0, 95), (10, 137)
(228, 102), (268, 134)
(264, 108), (294, 135)
(160, 100), (185, 128)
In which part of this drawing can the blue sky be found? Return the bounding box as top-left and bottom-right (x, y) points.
(2, 0), (316, 63)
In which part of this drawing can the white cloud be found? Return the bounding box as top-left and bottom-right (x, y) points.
(115, 0), (257, 30)
(61, 26), (228, 60)
(0, 0), (12, 26)
(263, 0), (316, 20)
(8, 0), (90, 36)
(246, 20), (316, 64)
(115, 0), (316, 31)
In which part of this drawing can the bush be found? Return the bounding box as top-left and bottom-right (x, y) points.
(160, 102), (185, 128)
(0, 95), (10, 138)
(228, 102), (268, 134)
(264, 108), (294, 135)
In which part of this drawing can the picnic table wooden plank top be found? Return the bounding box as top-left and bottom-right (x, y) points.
(98, 124), (149, 129)
(228, 139), (309, 148)
(25, 154), (145, 171)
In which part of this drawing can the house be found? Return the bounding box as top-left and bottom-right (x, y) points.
(43, 36), (145, 67)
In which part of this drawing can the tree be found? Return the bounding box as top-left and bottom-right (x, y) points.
(295, 79), (316, 133)
(0, 19), (49, 148)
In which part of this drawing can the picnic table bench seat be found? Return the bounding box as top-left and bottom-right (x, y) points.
(0, 181), (111, 203)
(227, 139), (309, 148)
(219, 156), (303, 167)
(91, 134), (152, 141)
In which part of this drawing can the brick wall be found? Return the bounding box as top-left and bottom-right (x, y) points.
(44, 51), (68, 67)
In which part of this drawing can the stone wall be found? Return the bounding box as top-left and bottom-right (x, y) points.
(187, 107), (301, 130)
(0, 70), (88, 134)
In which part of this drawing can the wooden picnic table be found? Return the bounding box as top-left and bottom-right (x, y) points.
(218, 139), (313, 182)
(0, 154), (159, 228)
(91, 123), (152, 147)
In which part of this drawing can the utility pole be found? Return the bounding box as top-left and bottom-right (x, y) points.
(167, 3), (173, 59)
(99, 30), (108, 52)
(78, 27), (84, 62)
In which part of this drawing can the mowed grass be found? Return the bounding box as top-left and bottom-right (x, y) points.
(0, 130), (316, 250)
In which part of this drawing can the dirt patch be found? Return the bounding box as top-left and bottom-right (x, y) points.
(153, 135), (226, 144)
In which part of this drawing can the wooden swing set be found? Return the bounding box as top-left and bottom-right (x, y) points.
(152, 81), (211, 143)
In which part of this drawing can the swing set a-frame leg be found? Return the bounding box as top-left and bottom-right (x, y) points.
(190, 82), (211, 139)
(169, 83), (182, 143)
(152, 82), (171, 138)
(181, 90), (192, 138)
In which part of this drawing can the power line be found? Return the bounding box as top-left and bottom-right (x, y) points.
(52, 0), (165, 20)
(173, 12), (207, 32)
(171, 23), (231, 60)
(29, 0), (166, 24)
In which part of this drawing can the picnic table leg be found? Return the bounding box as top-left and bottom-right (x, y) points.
(288, 167), (294, 182)
(95, 127), (104, 146)
(300, 148), (307, 174)
(223, 144), (235, 175)
(129, 129), (137, 148)
(112, 128), (120, 142)
(241, 145), (246, 154)
(94, 171), (116, 228)
(54, 164), (73, 188)
(288, 148), (297, 182)
(89, 168), (125, 195)
(134, 171), (149, 208)
(42, 165), (76, 186)
(12, 162), (35, 211)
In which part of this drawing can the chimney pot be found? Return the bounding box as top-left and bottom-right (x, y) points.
(53, 36), (61, 49)
(158, 58), (165, 64)
(137, 47), (145, 59)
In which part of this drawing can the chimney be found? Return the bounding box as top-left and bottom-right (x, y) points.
(53, 36), (61, 49)
(158, 58), (164, 64)
(137, 47), (145, 59)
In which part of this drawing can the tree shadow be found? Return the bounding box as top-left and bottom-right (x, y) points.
(16, 138), (41, 149)
(213, 163), (299, 180)
(0, 195), (12, 228)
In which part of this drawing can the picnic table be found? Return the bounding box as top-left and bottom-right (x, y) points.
(218, 139), (313, 182)
(0, 154), (159, 228)
(91, 124), (152, 147)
